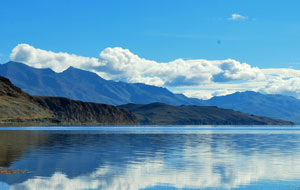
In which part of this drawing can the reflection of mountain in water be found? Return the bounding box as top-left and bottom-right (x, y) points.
(0, 131), (49, 167)
(1, 129), (300, 190)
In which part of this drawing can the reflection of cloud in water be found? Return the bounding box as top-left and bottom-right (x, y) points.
(9, 138), (300, 190)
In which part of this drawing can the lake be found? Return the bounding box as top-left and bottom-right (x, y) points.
(0, 126), (300, 190)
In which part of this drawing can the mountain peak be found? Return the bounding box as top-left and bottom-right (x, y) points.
(5, 61), (32, 69)
(62, 66), (96, 75)
(64, 66), (78, 71)
(3, 61), (56, 74)
(60, 66), (105, 82)
(62, 66), (81, 72)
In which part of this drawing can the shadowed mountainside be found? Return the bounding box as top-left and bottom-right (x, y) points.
(119, 103), (294, 125)
(0, 76), (137, 126)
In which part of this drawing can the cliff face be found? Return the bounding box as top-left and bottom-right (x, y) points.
(0, 76), (137, 126)
(33, 96), (137, 125)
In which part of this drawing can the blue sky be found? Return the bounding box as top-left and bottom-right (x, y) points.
(1, 0), (300, 68)
(1, 0), (300, 99)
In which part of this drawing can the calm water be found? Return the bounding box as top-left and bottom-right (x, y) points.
(0, 126), (300, 190)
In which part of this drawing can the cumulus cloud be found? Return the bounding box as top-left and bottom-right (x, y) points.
(256, 68), (300, 98)
(260, 77), (300, 98)
(188, 89), (239, 100)
(228, 14), (247, 20)
(10, 44), (265, 88)
(212, 60), (264, 82)
(10, 44), (103, 73)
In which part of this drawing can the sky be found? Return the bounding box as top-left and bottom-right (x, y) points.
(1, 0), (300, 99)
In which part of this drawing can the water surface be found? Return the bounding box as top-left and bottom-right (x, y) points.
(0, 126), (300, 190)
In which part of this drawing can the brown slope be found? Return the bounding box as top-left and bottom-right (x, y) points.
(0, 76), (137, 126)
(0, 76), (55, 124)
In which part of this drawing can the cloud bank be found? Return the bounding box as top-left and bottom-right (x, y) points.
(11, 44), (264, 87)
(10, 44), (103, 73)
(9, 44), (300, 99)
(261, 77), (300, 97)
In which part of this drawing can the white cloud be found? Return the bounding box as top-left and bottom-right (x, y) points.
(10, 44), (265, 88)
(183, 88), (242, 100)
(99, 48), (265, 86)
(257, 68), (300, 98)
(260, 77), (300, 98)
(212, 60), (264, 82)
(228, 14), (247, 20)
(176, 81), (266, 100)
(183, 89), (216, 100)
(262, 68), (300, 78)
(10, 44), (104, 73)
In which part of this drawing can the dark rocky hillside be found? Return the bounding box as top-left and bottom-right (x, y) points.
(119, 103), (294, 125)
(33, 96), (137, 125)
(0, 76), (137, 126)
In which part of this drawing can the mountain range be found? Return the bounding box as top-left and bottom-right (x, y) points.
(1, 75), (291, 125)
(0, 61), (202, 106)
(1, 61), (300, 124)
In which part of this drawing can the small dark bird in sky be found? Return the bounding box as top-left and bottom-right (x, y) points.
(217, 40), (221, 45)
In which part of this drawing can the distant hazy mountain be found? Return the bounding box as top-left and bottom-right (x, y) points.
(0, 61), (203, 106)
(119, 102), (293, 125)
(203, 91), (300, 124)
